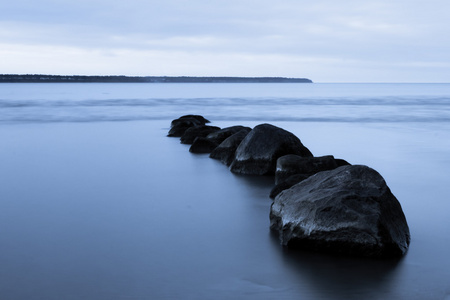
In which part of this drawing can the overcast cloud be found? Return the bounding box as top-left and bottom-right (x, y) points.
(1, 0), (449, 82)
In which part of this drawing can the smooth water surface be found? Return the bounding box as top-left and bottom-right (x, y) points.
(1, 83), (450, 299)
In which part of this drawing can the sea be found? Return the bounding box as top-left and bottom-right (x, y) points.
(0, 83), (449, 299)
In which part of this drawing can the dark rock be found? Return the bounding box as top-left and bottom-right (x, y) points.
(270, 165), (411, 258)
(270, 174), (309, 199)
(275, 155), (339, 184)
(189, 137), (220, 154)
(209, 128), (252, 166)
(168, 123), (194, 137)
(335, 159), (351, 167)
(180, 125), (221, 145)
(230, 124), (313, 175)
(206, 126), (251, 144)
(170, 117), (202, 128)
(190, 125), (252, 154)
(171, 115), (210, 127)
(273, 155), (349, 197)
(168, 115), (210, 137)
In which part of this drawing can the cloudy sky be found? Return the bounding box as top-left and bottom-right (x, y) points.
(1, 0), (449, 82)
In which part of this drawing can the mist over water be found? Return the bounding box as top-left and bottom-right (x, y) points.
(1, 83), (450, 299)
(1, 83), (450, 123)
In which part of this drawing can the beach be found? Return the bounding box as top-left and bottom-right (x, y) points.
(1, 83), (450, 299)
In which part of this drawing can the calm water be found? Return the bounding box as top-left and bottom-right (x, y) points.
(2, 83), (450, 123)
(1, 83), (450, 299)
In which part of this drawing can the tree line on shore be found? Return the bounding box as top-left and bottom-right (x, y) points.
(0, 74), (312, 83)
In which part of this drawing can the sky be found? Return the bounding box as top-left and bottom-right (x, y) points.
(1, 0), (449, 82)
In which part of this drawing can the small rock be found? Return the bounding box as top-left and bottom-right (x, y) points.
(270, 174), (309, 199)
(168, 123), (195, 137)
(206, 126), (251, 144)
(275, 155), (339, 184)
(189, 137), (220, 154)
(168, 115), (210, 137)
(171, 115), (210, 127)
(180, 125), (221, 144)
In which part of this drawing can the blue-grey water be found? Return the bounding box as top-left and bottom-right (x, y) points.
(1, 83), (450, 299)
(2, 83), (450, 123)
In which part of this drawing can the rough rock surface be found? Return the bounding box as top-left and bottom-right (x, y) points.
(275, 155), (340, 184)
(230, 124), (313, 175)
(209, 128), (251, 166)
(180, 125), (221, 144)
(270, 165), (411, 258)
(189, 137), (220, 154)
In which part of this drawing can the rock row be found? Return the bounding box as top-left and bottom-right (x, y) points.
(167, 115), (411, 258)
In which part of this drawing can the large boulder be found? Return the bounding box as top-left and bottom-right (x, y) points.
(180, 125), (221, 144)
(270, 165), (411, 258)
(209, 128), (252, 166)
(230, 124), (313, 175)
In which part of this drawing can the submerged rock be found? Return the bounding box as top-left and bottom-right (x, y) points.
(230, 124), (313, 175)
(209, 128), (252, 166)
(180, 125), (221, 144)
(270, 165), (411, 258)
(189, 137), (220, 154)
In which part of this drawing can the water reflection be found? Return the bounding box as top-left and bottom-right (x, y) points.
(269, 231), (405, 299)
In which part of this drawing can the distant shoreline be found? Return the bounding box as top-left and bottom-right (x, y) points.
(0, 74), (313, 83)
